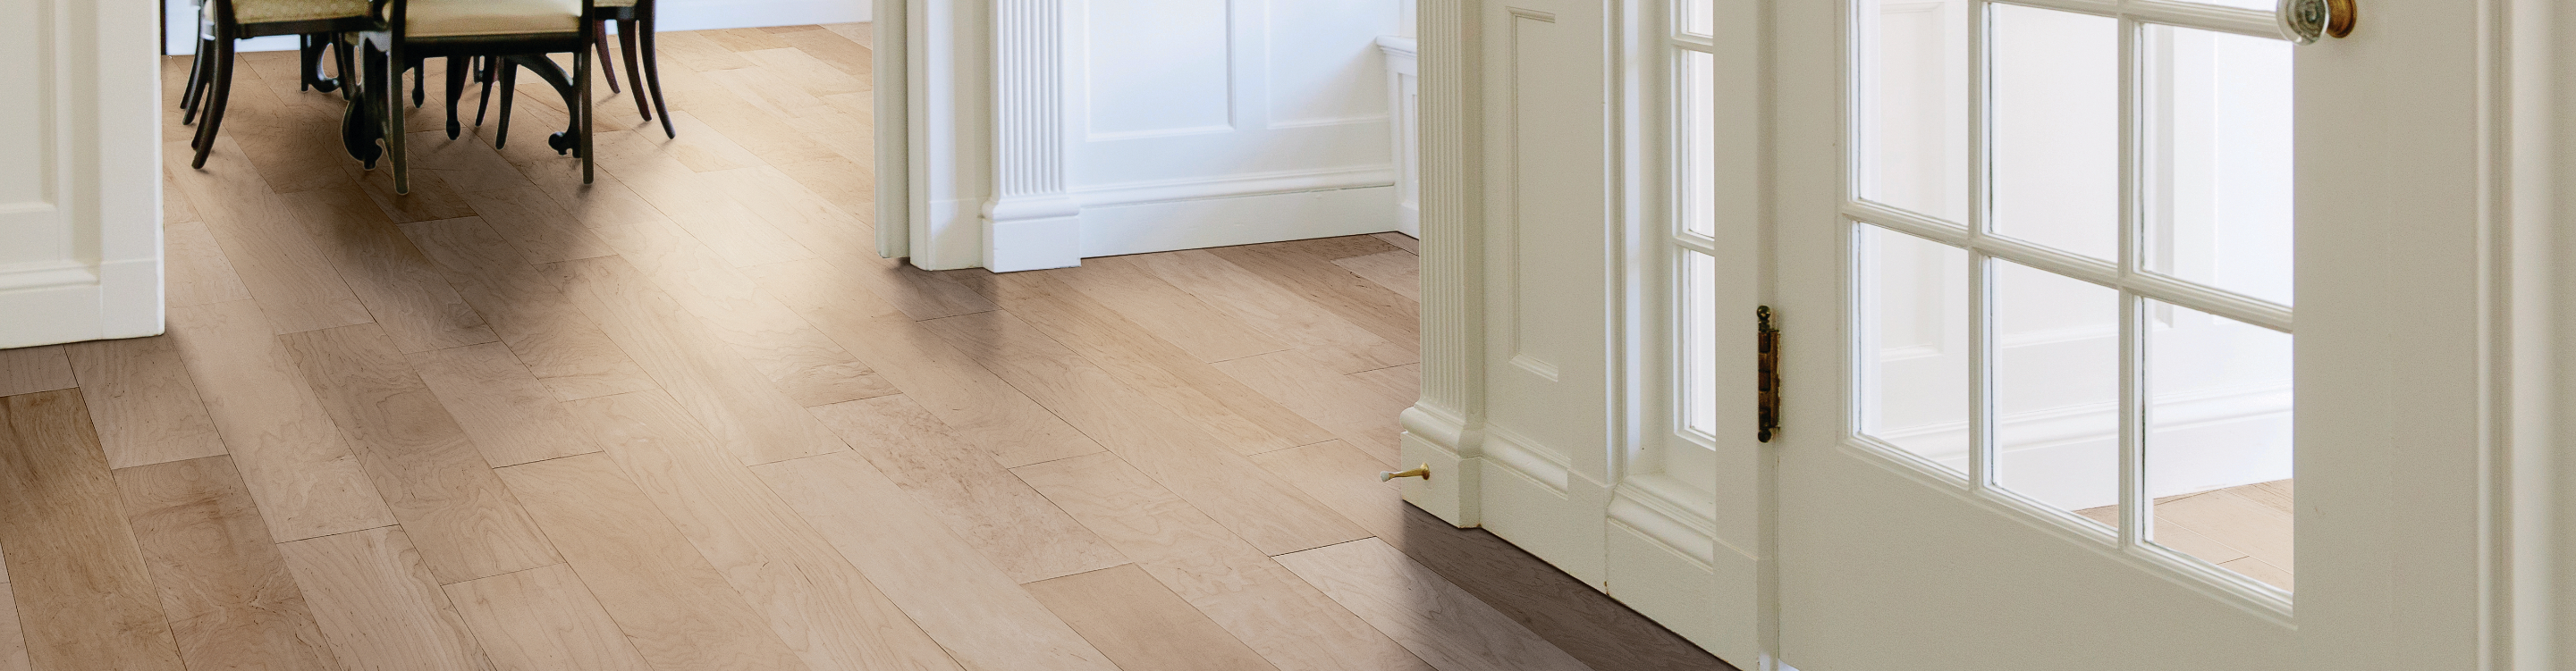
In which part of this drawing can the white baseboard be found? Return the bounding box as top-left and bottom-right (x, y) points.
(167, 0), (868, 55)
(1077, 185), (1398, 259)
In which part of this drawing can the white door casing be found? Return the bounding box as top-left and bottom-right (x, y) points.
(1, 0), (162, 348)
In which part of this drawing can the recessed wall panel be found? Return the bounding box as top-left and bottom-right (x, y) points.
(1264, 0), (1394, 127)
(1083, 0), (1233, 138)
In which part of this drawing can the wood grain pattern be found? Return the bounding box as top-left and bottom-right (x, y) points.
(0, 583), (29, 671)
(280, 324), (562, 583)
(165, 168), (203, 226)
(567, 390), (960, 671)
(770, 31), (874, 87)
(746, 261), (1097, 466)
(1016, 453), (1430, 671)
(706, 28), (793, 52)
(165, 221), (255, 308)
(1206, 239), (1420, 351)
(750, 451), (1120, 671)
(1051, 256), (1288, 364)
(820, 22), (874, 47)
(956, 271), (1334, 453)
(1216, 350), (1415, 466)
(277, 527), (492, 671)
(589, 130), (815, 268)
(1330, 251), (1421, 302)
(443, 565), (654, 671)
(0, 346), (76, 398)
(1371, 232), (1419, 255)
(705, 64), (834, 121)
(0, 390), (189, 671)
(406, 342), (602, 467)
(922, 311), (1368, 556)
(114, 456), (344, 671)
(496, 453), (819, 671)
(165, 138), (376, 334)
(554, 255), (849, 466)
(408, 135), (619, 264)
(1249, 442), (1735, 671)
(166, 300), (397, 541)
(1133, 250), (1414, 373)
(592, 220), (895, 407)
(66, 337), (228, 470)
(1025, 565), (1281, 671)
(1275, 539), (1592, 671)
(399, 216), (660, 402)
(807, 395), (1129, 583)
(284, 185), (499, 353)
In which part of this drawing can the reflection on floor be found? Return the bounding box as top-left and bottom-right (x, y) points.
(2078, 480), (2293, 590)
(0, 25), (1738, 671)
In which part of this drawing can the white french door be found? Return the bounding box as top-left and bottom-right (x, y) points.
(1764, 0), (2493, 667)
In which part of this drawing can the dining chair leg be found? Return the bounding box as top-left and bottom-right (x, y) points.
(298, 35), (318, 91)
(475, 56), (494, 126)
(387, 48), (410, 194)
(182, 38), (216, 124)
(190, 35), (235, 168)
(618, 21), (649, 122)
(495, 63), (518, 148)
(410, 56), (427, 108)
(444, 57), (468, 139)
(334, 35), (358, 101)
(594, 21), (621, 95)
(638, 17), (673, 138)
(577, 46), (593, 184)
(181, 41), (207, 113)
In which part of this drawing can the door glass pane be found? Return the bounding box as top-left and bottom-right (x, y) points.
(1856, 0), (1968, 223)
(1684, 251), (1718, 435)
(1683, 0), (1712, 36)
(2144, 24), (2294, 306)
(1990, 5), (2119, 261)
(1991, 260), (2120, 522)
(1857, 224), (1969, 473)
(1679, 50), (1717, 238)
(2145, 300), (2294, 590)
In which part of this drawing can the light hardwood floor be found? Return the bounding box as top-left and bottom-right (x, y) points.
(0, 24), (1734, 671)
(2078, 480), (2294, 590)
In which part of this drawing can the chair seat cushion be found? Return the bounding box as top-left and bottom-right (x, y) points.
(233, 0), (370, 26)
(595, 0), (637, 7)
(409, 0), (582, 38)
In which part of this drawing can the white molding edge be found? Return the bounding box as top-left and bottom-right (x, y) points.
(1070, 165), (1395, 208)
(984, 0), (1078, 272)
(9, 0), (162, 348)
(875, 0), (909, 260)
(1378, 36), (1422, 238)
(1402, 0), (1487, 528)
(1076, 185), (1396, 258)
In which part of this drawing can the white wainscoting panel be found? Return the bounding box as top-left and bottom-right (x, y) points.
(7, 0), (163, 348)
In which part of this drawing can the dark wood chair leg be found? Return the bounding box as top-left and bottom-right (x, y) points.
(182, 38), (215, 124)
(475, 56), (494, 126)
(181, 41), (207, 113)
(304, 34), (341, 93)
(410, 56), (427, 108)
(334, 34), (357, 100)
(618, 20), (649, 122)
(576, 46), (593, 183)
(387, 46), (410, 193)
(594, 21), (621, 94)
(190, 35), (235, 168)
(638, 16), (673, 138)
(444, 56), (467, 138)
(495, 63), (517, 148)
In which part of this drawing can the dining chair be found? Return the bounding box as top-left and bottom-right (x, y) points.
(182, 0), (375, 169)
(472, 0), (671, 140)
(356, 0), (598, 194)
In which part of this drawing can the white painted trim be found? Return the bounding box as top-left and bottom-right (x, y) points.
(1070, 165), (1395, 208)
(1401, 0), (1487, 530)
(984, 0), (1077, 272)
(876, 3), (909, 259)
(1380, 35), (1422, 238)
(1076, 185), (1396, 258)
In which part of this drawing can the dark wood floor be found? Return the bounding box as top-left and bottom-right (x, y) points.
(0, 23), (1732, 671)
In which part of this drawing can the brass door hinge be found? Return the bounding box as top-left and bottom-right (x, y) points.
(1757, 306), (1780, 442)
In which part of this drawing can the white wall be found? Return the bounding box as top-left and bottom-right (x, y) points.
(164, 0), (870, 55)
(898, 0), (1406, 271)
(1, 0), (164, 348)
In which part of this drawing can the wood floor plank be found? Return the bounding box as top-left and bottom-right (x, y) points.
(638, 111), (769, 173)
(1248, 442), (1734, 671)
(656, 30), (756, 72)
(166, 301), (398, 541)
(165, 168), (203, 226)
(781, 113), (874, 173)
(590, 130), (815, 269)
(1206, 239), (1419, 349)
(409, 135), (620, 264)
(0, 347), (75, 398)
(217, 61), (361, 196)
(343, 151), (483, 225)
(1216, 350), (1415, 466)
(66, 337), (227, 470)
(2156, 491), (2294, 569)
(1372, 232), (1419, 255)
(553, 256), (849, 466)
(920, 311), (1367, 555)
(773, 31), (874, 88)
(1051, 256), (1288, 364)
(695, 165), (874, 258)
(1331, 251), (1421, 302)
(477, 105), (678, 231)
(495, 453), (820, 671)
(277, 527), (492, 671)
(768, 155), (877, 216)
(0, 583), (29, 671)
(399, 216), (660, 402)
(1025, 565), (1280, 671)
(958, 271), (1332, 452)
(568, 390), (960, 671)
(750, 451), (1120, 671)
(1134, 250), (1413, 373)
(1016, 453), (1430, 671)
(165, 138), (377, 334)
(745, 260), (1097, 466)
(287, 185), (501, 353)
(593, 220), (897, 407)
(705, 63), (834, 121)
(807, 395), (1129, 583)
(443, 565), (654, 671)
(281, 324), (562, 583)
(646, 66), (842, 166)
(1275, 539), (1592, 671)
(114, 456), (345, 671)
(706, 28), (793, 52)
(0, 390), (189, 671)
(407, 342), (602, 467)
(820, 22), (874, 47)
(165, 221), (255, 308)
